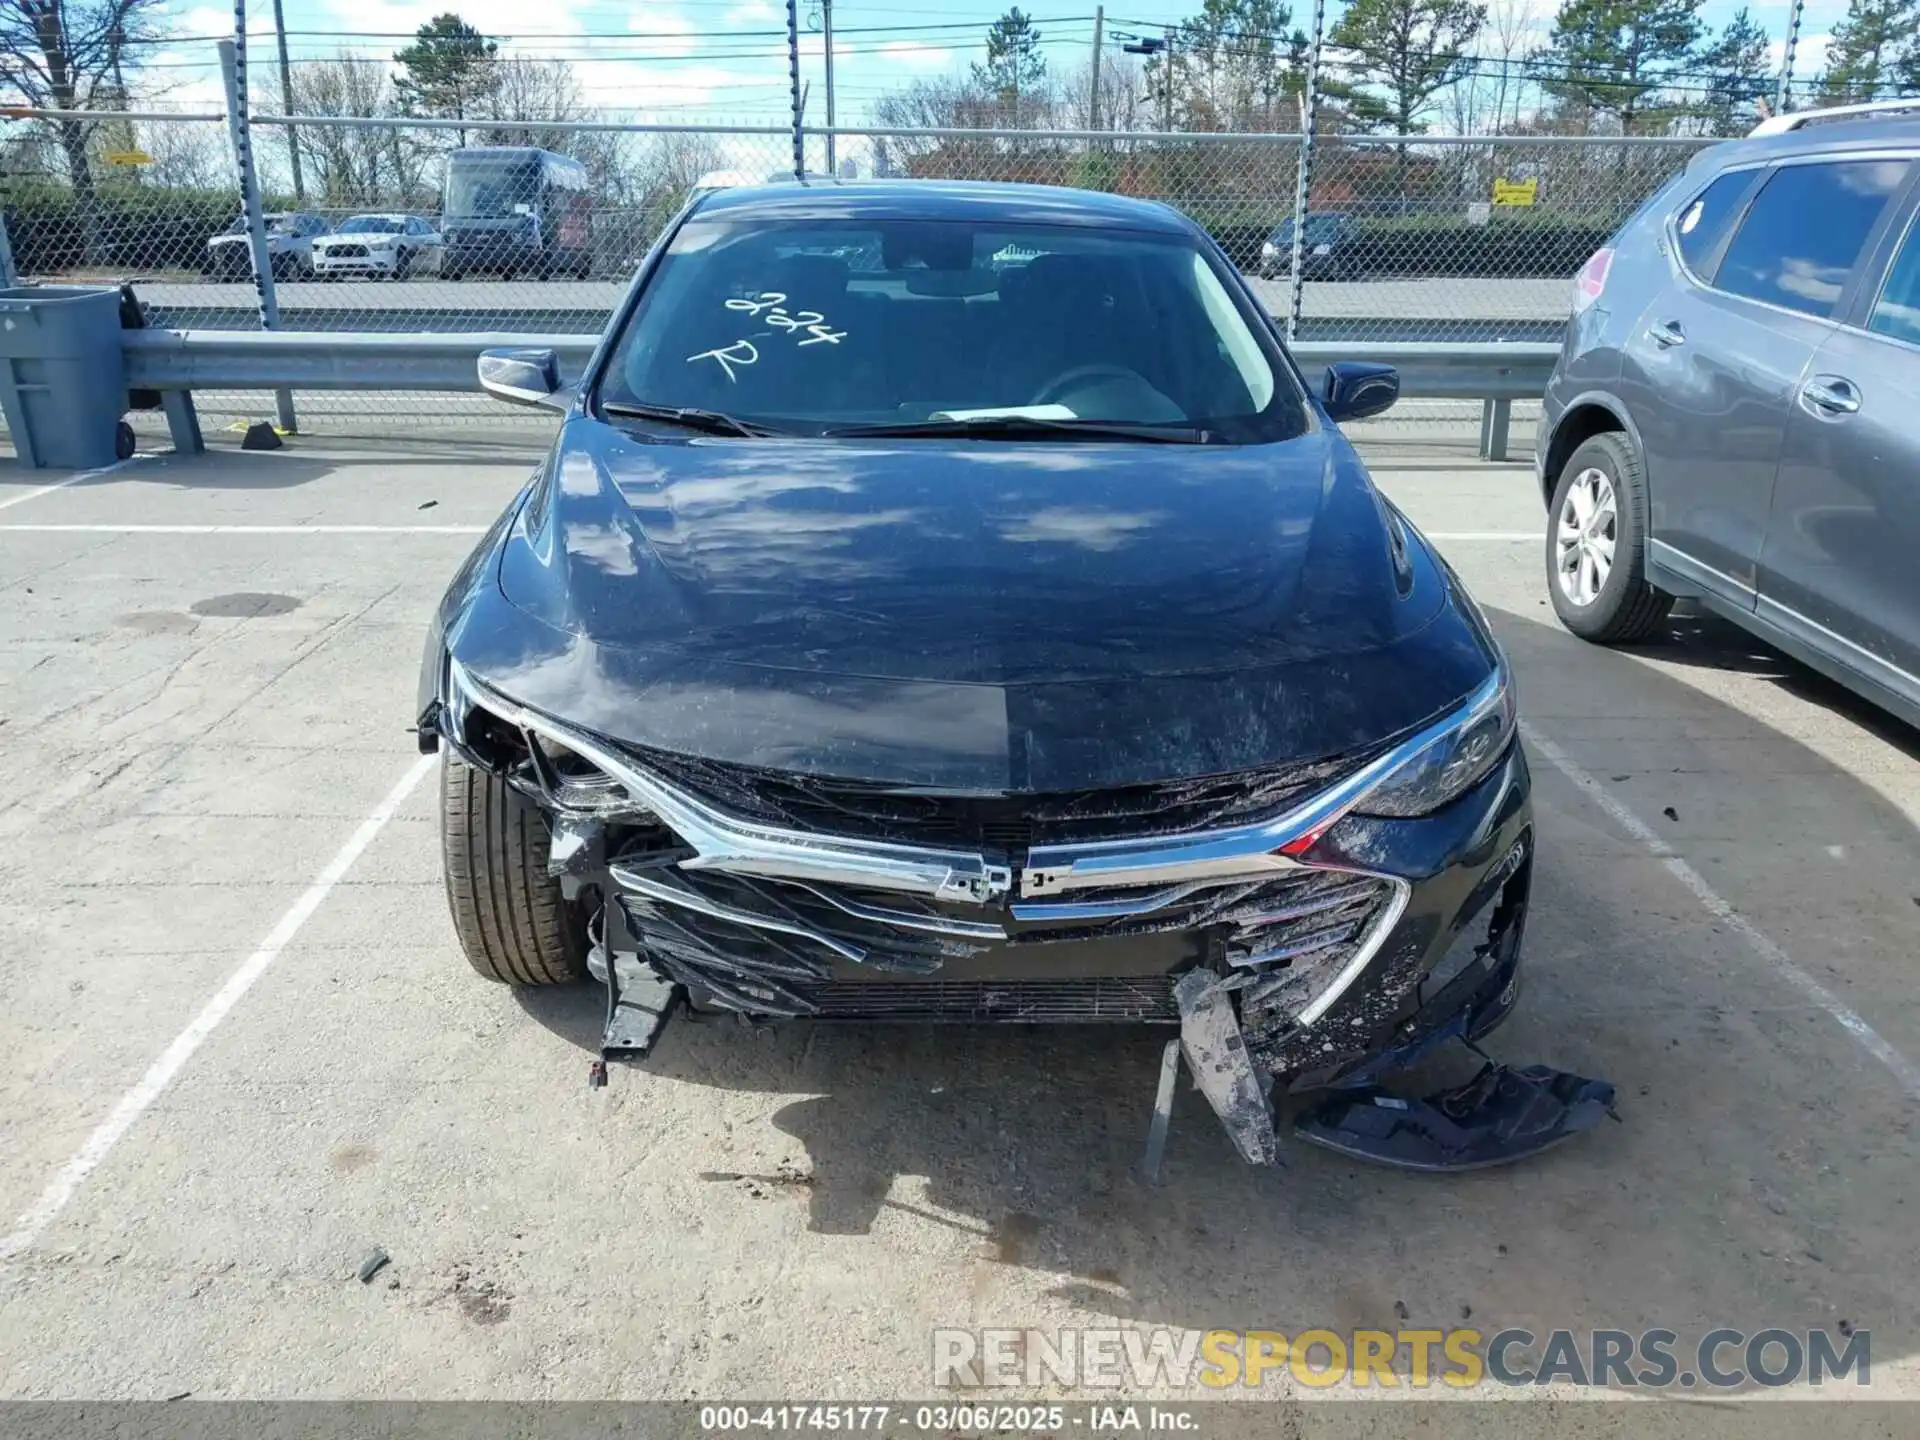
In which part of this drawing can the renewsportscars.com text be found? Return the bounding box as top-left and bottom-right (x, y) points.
(931, 1326), (1869, 1389)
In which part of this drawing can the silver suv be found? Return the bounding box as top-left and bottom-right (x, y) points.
(1538, 100), (1920, 731)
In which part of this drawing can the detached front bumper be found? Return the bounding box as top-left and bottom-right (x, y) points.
(428, 647), (1559, 1162)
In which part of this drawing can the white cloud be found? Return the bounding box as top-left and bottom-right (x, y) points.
(724, 0), (782, 25)
(874, 39), (956, 71)
(631, 8), (699, 59)
(1771, 32), (1832, 85)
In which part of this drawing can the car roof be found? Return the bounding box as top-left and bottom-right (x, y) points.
(1693, 114), (1920, 174)
(689, 179), (1195, 235)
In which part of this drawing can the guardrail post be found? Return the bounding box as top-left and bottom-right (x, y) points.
(218, 33), (297, 435)
(1479, 397), (1512, 461)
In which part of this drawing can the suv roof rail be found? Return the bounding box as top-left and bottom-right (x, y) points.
(1751, 97), (1920, 136)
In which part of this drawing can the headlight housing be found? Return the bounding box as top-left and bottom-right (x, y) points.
(1350, 663), (1515, 818)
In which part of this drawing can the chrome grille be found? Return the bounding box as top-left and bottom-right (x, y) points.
(610, 744), (1368, 857)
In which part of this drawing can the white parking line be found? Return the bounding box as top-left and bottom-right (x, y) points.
(0, 523), (488, 534)
(1521, 720), (1920, 1101)
(0, 455), (146, 514)
(0, 752), (438, 1261)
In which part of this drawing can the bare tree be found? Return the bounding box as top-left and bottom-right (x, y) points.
(0, 0), (168, 261)
(287, 57), (430, 208)
(141, 116), (230, 192)
(480, 58), (632, 200)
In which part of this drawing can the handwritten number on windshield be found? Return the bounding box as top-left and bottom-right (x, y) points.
(687, 339), (759, 382)
(692, 292), (849, 376)
(724, 291), (788, 317)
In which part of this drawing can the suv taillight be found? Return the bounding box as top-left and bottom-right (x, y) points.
(1571, 247), (1614, 313)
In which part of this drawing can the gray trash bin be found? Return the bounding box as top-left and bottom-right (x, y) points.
(0, 285), (126, 469)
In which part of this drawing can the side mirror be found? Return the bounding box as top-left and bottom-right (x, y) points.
(1323, 362), (1399, 423)
(478, 347), (567, 410)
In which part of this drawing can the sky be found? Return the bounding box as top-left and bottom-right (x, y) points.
(134, 0), (1856, 126)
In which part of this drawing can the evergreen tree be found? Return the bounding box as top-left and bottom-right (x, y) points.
(972, 8), (1047, 121)
(1697, 7), (1772, 133)
(1332, 0), (1488, 136)
(1532, 0), (1704, 132)
(1818, 0), (1920, 102)
(394, 14), (499, 146)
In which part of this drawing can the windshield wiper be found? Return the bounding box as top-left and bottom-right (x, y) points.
(601, 401), (779, 437)
(825, 416), (1211, 444)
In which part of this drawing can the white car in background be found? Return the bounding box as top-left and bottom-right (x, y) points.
(311, 214), (444, 280)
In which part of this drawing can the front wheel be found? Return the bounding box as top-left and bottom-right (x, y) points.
(393, 248), (412, 281)
(439, 754), (589, 986)
(1546, 431), (1673, 643)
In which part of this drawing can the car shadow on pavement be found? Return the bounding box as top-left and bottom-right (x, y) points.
(514, 605), (1920, 1386)
(1628, 608), (1920, 760)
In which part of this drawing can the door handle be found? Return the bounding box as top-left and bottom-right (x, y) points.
(1647, 319), (1686, 347)
(1801, 375), (1861, 416)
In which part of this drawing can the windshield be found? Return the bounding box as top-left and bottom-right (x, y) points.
(446, 159), (540, 219)
(338, 216), (404, 234)
(1271, 215), (1348, 244)
(598, 218), (1307, 442)
(267, 215), (308, 236)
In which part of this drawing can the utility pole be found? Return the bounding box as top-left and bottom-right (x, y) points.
(822, 0), (837, 174)
(1088, 6), (1104, 129)
(271, 0), (304, 205)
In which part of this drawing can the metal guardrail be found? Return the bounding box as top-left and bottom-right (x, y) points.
(126, 330), (1558, 461)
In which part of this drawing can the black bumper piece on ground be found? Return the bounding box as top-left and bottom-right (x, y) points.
(1296, 1065), (1618, 1171)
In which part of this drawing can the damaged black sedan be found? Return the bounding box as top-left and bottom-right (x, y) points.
(418, 181), (1609, 1170)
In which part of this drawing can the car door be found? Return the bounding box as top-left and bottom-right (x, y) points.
(1616, 156), (1909, 604)
(1760, 178), (1920, 705)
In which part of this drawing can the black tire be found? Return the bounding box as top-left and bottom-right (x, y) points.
(114, 421), (135, 461)
(439, 754), (589, 986)
(1545, 430), (1673, 644)
(394, 248), (412, 281)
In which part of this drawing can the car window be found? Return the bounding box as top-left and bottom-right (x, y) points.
(1672, 169), (1755, 276)
(1714, 159), (1910, 317)
(1867, 211), (1920, 345)
(598, 217), (1310, 443)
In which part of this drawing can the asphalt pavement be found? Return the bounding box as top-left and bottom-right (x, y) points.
(0, 427), (1916, 1410)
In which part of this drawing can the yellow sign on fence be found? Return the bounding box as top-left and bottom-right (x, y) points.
(105, 150), (152, 166)
(1492, 177), (1538, 206)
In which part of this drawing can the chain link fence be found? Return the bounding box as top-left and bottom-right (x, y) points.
(0, 96), (1721, 437)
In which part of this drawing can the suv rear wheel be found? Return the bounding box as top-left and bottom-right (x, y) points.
(1546, 432), (1673, 643)
(439, 755), (589, 986)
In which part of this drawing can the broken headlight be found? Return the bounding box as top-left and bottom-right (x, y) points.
(444, 659), (647, 818)
(1351, 662), (1515, 818)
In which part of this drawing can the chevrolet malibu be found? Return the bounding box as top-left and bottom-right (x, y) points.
(417, 182), (1610, 1171)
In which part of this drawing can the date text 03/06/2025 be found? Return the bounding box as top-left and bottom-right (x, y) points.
(698, 1405), (1200, 1433)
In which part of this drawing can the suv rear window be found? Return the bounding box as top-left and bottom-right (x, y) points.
(1713, 159), (1910, 317)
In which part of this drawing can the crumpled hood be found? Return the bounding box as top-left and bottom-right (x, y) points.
(441, 418), (1498, 790)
